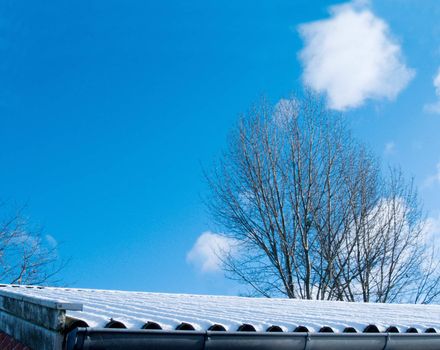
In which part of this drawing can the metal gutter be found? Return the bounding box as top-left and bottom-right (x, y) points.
(65, 328), (440, 350)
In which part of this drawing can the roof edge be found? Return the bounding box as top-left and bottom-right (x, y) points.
(66, 328), (440, 350)
(0, 287), (82, 311)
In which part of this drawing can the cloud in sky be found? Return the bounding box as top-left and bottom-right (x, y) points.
(423, 161), (440, 188)
(298, 0), (414, 110)
(273, 98), (299, 125)
(424, 215), (440, 240)
(384, 141), (396, 156)
(45, 234), (58, 248)
(186, 231), (237, 273)
(422, 214), (440, 254)
(424, 68), (440, 114)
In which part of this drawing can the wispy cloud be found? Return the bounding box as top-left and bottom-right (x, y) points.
(423, 161), (440, 188)
(424, 68), (440, 114)
(45, 234), (58, 248)
(273, 98), (298, 124)
(298, 0), (414, 110)
(419, 215), (440, 272)
(423, 214), (440, 249)
(186, 231), (237, 273)
(384, 141), (396, 156)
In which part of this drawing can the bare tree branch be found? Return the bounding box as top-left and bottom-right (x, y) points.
(205, 93), (440, 303)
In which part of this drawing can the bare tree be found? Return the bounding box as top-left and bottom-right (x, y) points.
(206, 93), (440, 303)
(0, 203), (64, 285)
(340, 168), (432, 302)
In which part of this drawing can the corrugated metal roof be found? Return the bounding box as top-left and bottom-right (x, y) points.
(2, 284), (440, 334)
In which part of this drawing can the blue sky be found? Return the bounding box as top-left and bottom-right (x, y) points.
(1, 0), (440, 295)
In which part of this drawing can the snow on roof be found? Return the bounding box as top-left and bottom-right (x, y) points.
(1, 284), (440, 334)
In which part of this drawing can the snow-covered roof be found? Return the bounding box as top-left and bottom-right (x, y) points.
(1, 284), (440, 334)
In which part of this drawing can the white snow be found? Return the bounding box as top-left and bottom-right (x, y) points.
(1, 284), (440, 333)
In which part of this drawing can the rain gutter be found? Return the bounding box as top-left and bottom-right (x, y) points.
(66, 328), (440, 350)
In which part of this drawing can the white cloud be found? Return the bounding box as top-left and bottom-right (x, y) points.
(422, 214), (440, 260)
(423, 214), (440, 244)
(423, 161), (440, 188)
(186, 231), (237, 273)
(384, 141), (396, 155)
(273, 98), (298, 124)
(45, 234), (58, 248)
(298, 0), (414, 110)
(424, 68), (440, 114)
